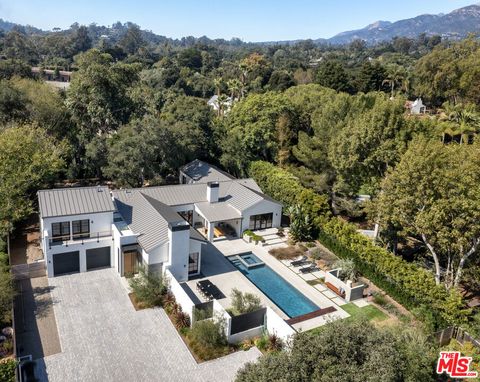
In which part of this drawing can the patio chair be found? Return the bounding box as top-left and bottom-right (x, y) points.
(290, 256), (308, 267)
(299, 265), (320, 274)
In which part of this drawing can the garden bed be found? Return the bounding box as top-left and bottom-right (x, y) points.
(128, 292), (150, 311)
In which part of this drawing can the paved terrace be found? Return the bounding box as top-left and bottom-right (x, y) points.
(187, 230), (349, 333)
(38, 269), (260, 382)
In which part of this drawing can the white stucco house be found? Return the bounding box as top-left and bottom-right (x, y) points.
(38, 161), (282, 281)
(405, 98), (426, 114)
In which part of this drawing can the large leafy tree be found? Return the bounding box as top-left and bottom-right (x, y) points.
(374, 137), (480, 289)
(220, 92), (300, 175)
(236, 318), (436, 382)
(0, 125), (66, 236)
(66, 49), (141, 140)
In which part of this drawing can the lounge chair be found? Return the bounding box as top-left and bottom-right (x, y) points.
(299, 265), (320, 274)
(290, 256), (308, 267)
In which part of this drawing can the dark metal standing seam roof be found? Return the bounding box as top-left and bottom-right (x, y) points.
(37, 186), (115, 218)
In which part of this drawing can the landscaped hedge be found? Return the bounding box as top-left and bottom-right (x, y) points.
(320, 218), (469, 327)
(248, 161), (331, 228)
(249, 161), (469, 327)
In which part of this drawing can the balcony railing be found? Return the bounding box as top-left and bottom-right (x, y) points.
(48, 230), (112, 249)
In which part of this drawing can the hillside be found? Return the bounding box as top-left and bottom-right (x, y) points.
(327, 4), (480, 44)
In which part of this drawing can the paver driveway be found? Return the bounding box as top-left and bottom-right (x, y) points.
(38, 269), (260, 382)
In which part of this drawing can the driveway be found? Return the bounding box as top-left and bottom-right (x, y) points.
(38, 269), (260, 382)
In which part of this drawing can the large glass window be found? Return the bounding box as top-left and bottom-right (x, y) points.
(188, 252), (200, 275)
(51, 222), (70, 242)
(248, 213), (273, 230)
(72, 219), (90, 240)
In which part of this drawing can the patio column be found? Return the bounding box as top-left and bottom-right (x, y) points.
(207, 221), (214, 242)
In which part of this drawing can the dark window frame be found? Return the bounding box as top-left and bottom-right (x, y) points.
(188, 252), (200, 275)
(51, 221), (70, 242)
(72, 219), (90, 240)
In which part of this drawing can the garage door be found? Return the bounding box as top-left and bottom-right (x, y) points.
(53, 251), (80, 276)
(86, 247), (111, 270)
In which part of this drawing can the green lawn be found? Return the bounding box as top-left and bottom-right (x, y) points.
(341, 303), (388, 322)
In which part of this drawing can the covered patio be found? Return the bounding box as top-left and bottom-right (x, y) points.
(193, 201), (242, 242)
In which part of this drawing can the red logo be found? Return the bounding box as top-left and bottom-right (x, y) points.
(436, 351), (478, 378)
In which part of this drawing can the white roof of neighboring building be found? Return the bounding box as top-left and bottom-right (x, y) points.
(38, 186), (115, 218)
(180, 159), (235, 183)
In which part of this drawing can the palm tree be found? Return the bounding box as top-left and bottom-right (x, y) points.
(213, 77), (222, 97)
(439, 103), (480, 143)
(226, 79), (241, 101)
(382, 65), (406, 99)
(217, 94), (230, 118)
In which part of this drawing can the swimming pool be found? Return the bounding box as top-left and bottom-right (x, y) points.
(228, 253), (319, 318)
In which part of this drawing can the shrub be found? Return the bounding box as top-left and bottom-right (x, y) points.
(0, 359), (16, 382)
(277, 227), (285, 237)
(128, 267), (167, 307)
(173, 309), (191, 330)
(162, 292), (177, 314)
(269, 246), (303, 260)
(333, 258), (359, 282)
(248, 161), (331, 233)
(305, 242), (315, 248)
(189, 315), (227, 348)
(0, 253), (14, 324)
(267, 333), (283, 352)
(254, 335), (269, 351)
(309, 247), (322, 260)
(372, 292), (387, 306)
(230, 288), (262, 315)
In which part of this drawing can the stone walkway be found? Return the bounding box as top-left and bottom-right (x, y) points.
(37, 269), (260, 382)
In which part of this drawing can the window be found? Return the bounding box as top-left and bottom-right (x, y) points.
(188, 252), (199, 275)
(248, 213), (273, 230)
(72, 219), (90, 240)
(51, 222), (70, 242)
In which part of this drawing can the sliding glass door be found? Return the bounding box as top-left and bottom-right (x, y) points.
(248, 213), (273, 230)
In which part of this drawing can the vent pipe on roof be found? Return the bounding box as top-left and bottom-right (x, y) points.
(207, 181), (219, 203)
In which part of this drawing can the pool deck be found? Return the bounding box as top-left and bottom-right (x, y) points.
(211, 236), (350, 332)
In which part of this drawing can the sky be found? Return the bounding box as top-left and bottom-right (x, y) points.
(0, 0), (477, 42)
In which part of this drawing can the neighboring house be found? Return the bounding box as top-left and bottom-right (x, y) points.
(31, 67), (72, 90)
(405, 98), (426, 114)
(38, 164), (282, 280)
(207, 95), (232, 112)
(179, 159), (235, 184)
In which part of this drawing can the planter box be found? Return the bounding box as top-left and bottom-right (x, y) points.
(243, 235), (252, 243)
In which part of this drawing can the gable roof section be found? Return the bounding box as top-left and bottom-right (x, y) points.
(114, 192), (178, 252)
(38, 186), (115, 218)
(180, 159), (235, 183)
(113, 178), (281, 213)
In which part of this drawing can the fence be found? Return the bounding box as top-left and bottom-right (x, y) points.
(11, 261), (46, 280)
(434, 326), (480, 349)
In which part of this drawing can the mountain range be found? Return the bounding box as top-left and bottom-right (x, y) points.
(324, 3), (480, 44)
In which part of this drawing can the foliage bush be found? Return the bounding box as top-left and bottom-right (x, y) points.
(230, 288), (262, 316)
(0, 359), (17, 382)
(269, 246), (303, 260)
(189, 315), (227, 348)
(0, 253), (14, 324)
(309, 247), (322, 260)
(248, 161), (331, 233)
(173, 309), (191, 330)
(249, 161), (471, 327)
(128, 267), (168, 308)
(333, 258), (358, 282)
(319, 217), (470, 327)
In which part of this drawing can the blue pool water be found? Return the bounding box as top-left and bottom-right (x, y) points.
(228, 254), (319, 318)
